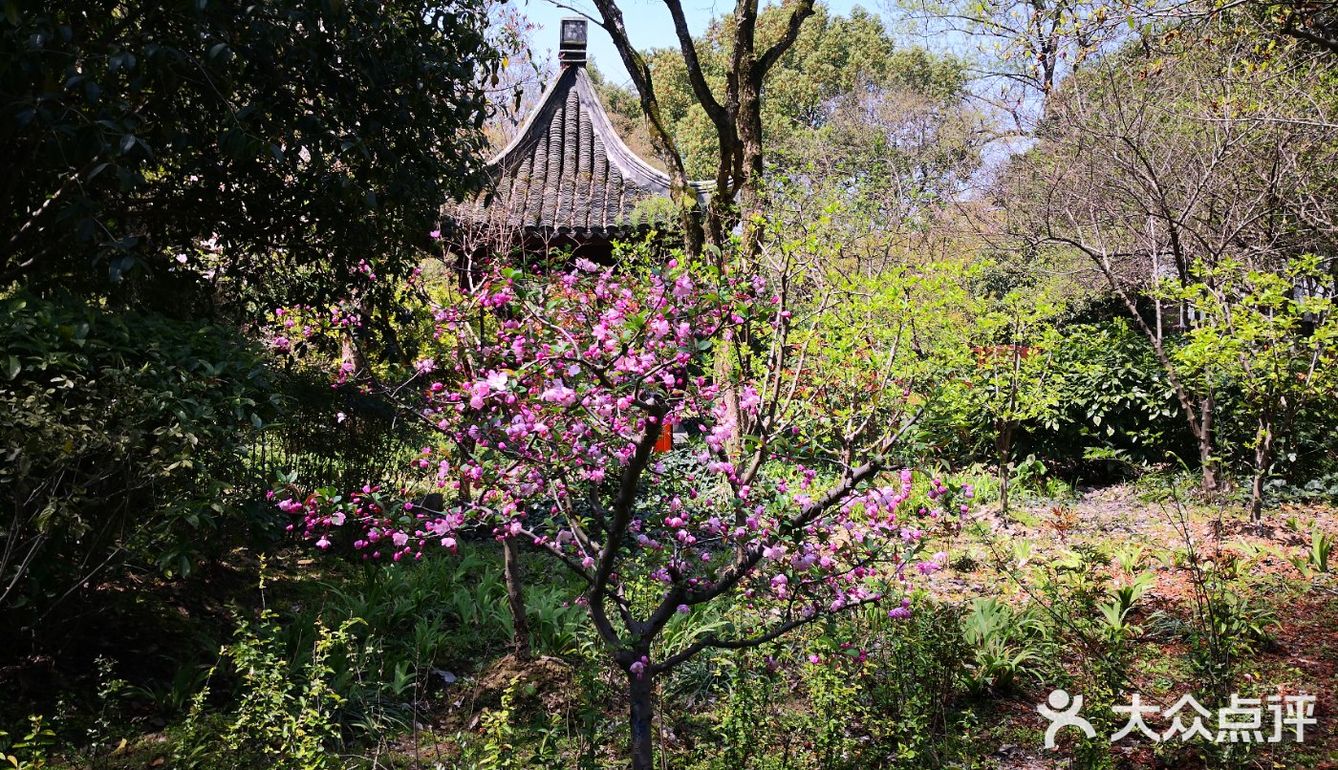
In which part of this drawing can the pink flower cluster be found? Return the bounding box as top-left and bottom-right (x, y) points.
(275, 255), (967, 637)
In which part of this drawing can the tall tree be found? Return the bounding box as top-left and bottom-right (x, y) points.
(587, 7), (981, 282)
(997, 21), (1338, 493)
(584, 0), (828, 259)
(0, 0), (504, 312)
(902, 0), (1135, 129)
(602, 6), (968, 177)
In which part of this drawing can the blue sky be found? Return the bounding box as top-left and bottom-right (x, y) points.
(508, 0), (1025, 178)
(516, 0), (889, 85)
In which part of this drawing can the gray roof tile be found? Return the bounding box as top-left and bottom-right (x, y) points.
(448, 65), (707, 237)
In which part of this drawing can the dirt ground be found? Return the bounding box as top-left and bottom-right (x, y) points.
(939, 485), (1338, 769)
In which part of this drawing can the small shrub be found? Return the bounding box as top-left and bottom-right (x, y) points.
(960, 598), (1048, 695)
(1287, 528), (1334, 576)
(175, 610), (357, 770)
(1, 294), (276, 619)
(0, 715), (56, 770)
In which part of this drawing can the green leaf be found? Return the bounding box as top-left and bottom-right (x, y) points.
(5, 356), (18, 380)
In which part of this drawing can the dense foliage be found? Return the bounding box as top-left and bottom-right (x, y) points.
(1000, 16), (1338, 505)
(0, 0), (501, 311)
(601, 5), (973, 184)
(0, 293), (273, 621)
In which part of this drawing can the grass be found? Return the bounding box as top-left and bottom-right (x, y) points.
(5, 482), (1336, 770)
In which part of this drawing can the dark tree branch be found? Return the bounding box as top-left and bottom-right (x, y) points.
(587, 402), (669, 647)
(680, 410), (922, 609)
(755, 0), (817, 79)
(1283, 21), (1338, 55)
(587, 0), (705, 253)
(650, 595), (881, 675)
(662, 0), (732, 133)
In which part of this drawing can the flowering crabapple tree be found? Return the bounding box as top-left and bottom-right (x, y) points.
(276, 248), (962, 770)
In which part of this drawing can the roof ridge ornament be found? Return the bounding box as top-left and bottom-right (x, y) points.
(559, 18), (587, 67)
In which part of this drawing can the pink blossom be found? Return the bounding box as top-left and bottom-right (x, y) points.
(738, 385), (761, 415)
(278, 257), (941, 700)
(485, 371), (509, 391)
(672, 273), (694, 299)
(629, 655), (648, 678)
(888, 598), (913, 619)
(540, 381), (577, 405)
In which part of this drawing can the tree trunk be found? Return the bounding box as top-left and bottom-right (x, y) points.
(1198, 391), (1219, 493)
(502, 537), (531, 659)
(1097, 275), (1219, 494)
(628, 671), (655, 770)
(1249, 415), (1274, 522)
(996, 421), (1014, 515)
(1198, 435), (1217, 493)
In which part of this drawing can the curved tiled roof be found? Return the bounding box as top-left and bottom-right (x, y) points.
(448, 64), (708, 238)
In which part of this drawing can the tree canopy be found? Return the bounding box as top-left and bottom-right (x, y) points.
(0, 0), (503, 312)
(599, 4), (970, 180)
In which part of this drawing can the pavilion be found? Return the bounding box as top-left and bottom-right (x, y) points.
(442, 18), (708, 261)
